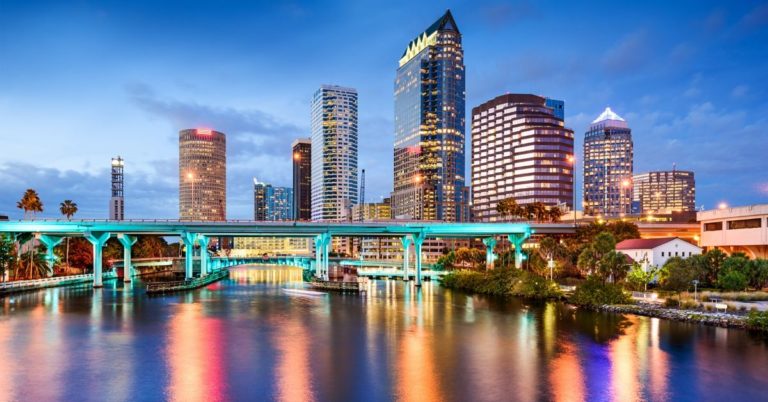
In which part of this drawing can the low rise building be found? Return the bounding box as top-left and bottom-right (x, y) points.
(616, 237), (702, 271)
(698, 204), (768, 259)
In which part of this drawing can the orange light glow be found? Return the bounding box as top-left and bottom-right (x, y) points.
(718, 202), (728, 210)
(196, 128), (212, 135)
(622, 179), (631, 187)
(293, 152), (301, 161)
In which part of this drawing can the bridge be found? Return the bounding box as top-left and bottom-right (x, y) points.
(0, 220), (575, 287)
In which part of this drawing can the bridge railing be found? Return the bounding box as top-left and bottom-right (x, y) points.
(0, 271), (117, 291)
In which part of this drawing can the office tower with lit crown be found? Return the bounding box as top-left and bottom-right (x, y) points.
(292, 138), (312, 220)
(110, 156), (125, 220)
(633, 170), (696, 215)
(179, 128), (226, 221)
(392, 10), (468, 221)
(471, 94), (574, 222)
(583, 107), (633, 217)
(311, 85), (358, 222)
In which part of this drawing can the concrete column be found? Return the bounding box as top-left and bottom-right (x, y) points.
(482, 237), (497, 270)
(37, 234), (64, 277)
(413, 232), (425, 287)
(117, 234), (137, 282)
(314, 235), (323, 279)
(84, 232), (111, 288)
(508, 229), (532, 269)
(322, 233), (331, 281)
(182, 232), (197, 279)
(400, 235), (412, 281)
(198, 235), (210, 276)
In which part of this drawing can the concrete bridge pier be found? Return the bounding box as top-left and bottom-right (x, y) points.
(483, 237), (497, 270)
(508, 229), (532, 269)
(117, 234), (137, 282)
(314, 235), (323, 279)
(84, 231), (111, 288)
(322, 233), (331, 280)
(182, 232), (197, 279)
(414, 232), (425, 287)
(198, 235), (210, 276)
(37, 234), (64, 277)
(401, 235), (412, 281)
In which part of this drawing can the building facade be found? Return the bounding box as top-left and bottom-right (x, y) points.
(471, 94), (574, 222)
(351, 198), (392, 221)
(632, 170), (695, 215)
(698, 204), (768, 259)
(583, 107), (633, 218)
(616, 237), (702, 271)
(311, 85), (358, 222)
(179, 128), (226, 221)
(292, 138), (312, 221)
(392, 10), (468, 222)
(254, 179), (294, 221)
(110, 156), (125, 220)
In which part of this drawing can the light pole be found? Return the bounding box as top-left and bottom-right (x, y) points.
(567, 155), (576, 227)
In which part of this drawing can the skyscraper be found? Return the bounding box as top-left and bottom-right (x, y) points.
(292, 138), (311, 221)
(254, 179), (293, 221)
(311, 85), (358, 222)
(633, 170), (696, 215)
(471, 94), (574, 222)
(110, 156), (124, 220)
(392, 10), (468, 221)
(179, 128), (226, 221)
(583, 107), (633, 217)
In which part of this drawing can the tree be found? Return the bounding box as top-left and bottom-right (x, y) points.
(704, 249), (727, 284)
(546, 206), (563, 223)
(599, 251), (631, 283)
(453, 247), (485, 270)
(134, 236), (169, 258)
(0, 234), (17, 282)
(16, 189), (44, 220)
(626, 262), (661, 292)
(747, 259), (768, 290)
(577, 232), (617, 281)
(660, 257), (696, 292)
(496, 198), (524, 221)
(718, 270), (748, 291)
(59, 199), (78, 269)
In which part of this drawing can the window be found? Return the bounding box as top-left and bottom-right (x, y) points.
(661, 252), (665, 257)
(728, 219), (762, 230)
(704, 222), (723, 231)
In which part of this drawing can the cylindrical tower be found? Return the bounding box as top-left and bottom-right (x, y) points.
(179, 128), (226, 221)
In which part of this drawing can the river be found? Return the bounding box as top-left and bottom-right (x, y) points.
(0, 265), (766, 401)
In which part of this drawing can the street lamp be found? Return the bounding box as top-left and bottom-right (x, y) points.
(718, 202), (728, 210)
(567, 155), (576, 227)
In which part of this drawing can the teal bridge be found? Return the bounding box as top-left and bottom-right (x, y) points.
(0, 220), (575, 287)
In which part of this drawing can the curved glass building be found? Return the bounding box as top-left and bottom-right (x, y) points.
(179, 128), (227, 221)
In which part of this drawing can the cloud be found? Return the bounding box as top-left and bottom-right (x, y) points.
(601, 30), (651, 74)
(731, 84), (749, 98)
(738, 3), (768, 31)
(0, 162), (177, 219)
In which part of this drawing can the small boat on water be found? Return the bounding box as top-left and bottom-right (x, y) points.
(309, 278), (368, 293)
(282, 288), (326, 297)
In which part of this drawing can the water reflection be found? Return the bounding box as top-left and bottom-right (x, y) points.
(0, 266), (765, 401)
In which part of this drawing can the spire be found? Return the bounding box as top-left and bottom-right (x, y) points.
(591, 107), (625, 124)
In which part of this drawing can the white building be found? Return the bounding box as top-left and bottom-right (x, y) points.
(616, 237), (702, 271)
(311, 85), (358, 222)
(698, 204), (768, 259)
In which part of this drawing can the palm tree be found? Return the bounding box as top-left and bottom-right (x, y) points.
(59, 200), (78, 270)
(16, 189), (43, 220)
(547, 206), (563, 223)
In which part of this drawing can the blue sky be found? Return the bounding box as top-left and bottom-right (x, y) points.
(1, 0), (767, 219)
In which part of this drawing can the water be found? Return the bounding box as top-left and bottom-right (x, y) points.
(1, 265), (767, 402)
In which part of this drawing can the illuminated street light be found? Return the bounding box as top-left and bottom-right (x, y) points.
(718, 202), (728, 210)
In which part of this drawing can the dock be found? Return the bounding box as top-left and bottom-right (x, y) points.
(145, 269), (229, 295)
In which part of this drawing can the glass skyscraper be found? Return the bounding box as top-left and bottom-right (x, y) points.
(583, 108), (634, 217)
(392, 10), (467, 222)
(292, 138), (311, 221)
(311, 85), (358, 222)
(254, 178), (294, 221)
(179, 128), (226, 221)
(633, 170), (696, 215)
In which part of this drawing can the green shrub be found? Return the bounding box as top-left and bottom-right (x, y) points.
(440, 268), (561, 299)
(718, 270), (748, 291)
(664, 297), (680, 308)
(513, 271), (562, 299)
(746, 310), (768, 331)
(570, 276), (632, 307)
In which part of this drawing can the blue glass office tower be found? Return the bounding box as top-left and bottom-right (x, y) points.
(392, 10), (468, 221)
(254, 178), (294, 221)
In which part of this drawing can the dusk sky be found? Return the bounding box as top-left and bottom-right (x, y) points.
(1, 0), (767, 219)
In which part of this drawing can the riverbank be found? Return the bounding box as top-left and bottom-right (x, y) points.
(589, 303), (749, 329)
(0, 271), (118, 296)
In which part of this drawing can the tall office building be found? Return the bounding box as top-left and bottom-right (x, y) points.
(254, 179), (294, 221)
(633, 170), (696, 215)
(292, 138), (312, 220)
(471, 94), (574, 222)
(310, 85), (358, 222)
(179, 128), (227, 221)
(110, 156), (125, 220)
(583, 107), (633, 217)
(392, 10), (468, 221)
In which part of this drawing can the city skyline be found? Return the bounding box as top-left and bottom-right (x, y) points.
(1, 1), (767, 219)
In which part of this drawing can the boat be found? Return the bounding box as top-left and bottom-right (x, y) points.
(308, 277), (368, 293)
